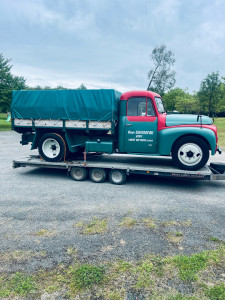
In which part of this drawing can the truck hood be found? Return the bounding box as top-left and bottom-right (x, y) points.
(166, 114), (213, 127)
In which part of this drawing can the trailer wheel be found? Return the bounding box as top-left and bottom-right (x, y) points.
(172, 136), (209, 171)
(89, 168), (107, 183)
(109, 169), (127, 185)
(38, 133), (66, 162)
(70, 167), (88, 181)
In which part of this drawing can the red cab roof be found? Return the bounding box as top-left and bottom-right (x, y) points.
(120, 90), (161, 100)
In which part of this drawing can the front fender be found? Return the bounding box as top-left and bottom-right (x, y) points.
(158, 127), (216, 155)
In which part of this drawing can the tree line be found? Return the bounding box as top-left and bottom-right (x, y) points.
(163, 77), (225, 117)
(1, 51), (225, 117)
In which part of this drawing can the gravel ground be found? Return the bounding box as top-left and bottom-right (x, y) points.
(0, 131), (225, 274)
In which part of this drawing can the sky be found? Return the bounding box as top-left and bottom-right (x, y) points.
(0, 0), (225, 93)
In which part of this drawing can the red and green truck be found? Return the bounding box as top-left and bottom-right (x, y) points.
(11, 89), (221, 172)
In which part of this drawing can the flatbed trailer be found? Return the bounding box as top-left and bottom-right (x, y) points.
(13, 154), (225, 185)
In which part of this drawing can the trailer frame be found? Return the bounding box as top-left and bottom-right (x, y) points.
(12, 154), (225, 184)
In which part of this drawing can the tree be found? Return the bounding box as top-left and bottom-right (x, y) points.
(163, 88), (186, 111)
(77, 83), (87, 90)
(147, 45), (176, 95)
(175, 95), (199, 114)
(198, 72), (221, 117)
(0, 53), (27, 112)
(217, 78), (225, 116)
(27, 85), (68, 90)
(163, 88), (199, 114)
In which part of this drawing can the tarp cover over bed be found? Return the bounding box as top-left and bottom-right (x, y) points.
(11, 89), (121, 121)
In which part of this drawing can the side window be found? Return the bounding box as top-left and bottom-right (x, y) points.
(138, 102), (146, 116)
(147, 99), (156, 116)
(127, 97), (146, 116)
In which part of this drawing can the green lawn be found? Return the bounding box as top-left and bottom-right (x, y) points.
(214, 118), (225, 149)
(0, 113), (11, 131)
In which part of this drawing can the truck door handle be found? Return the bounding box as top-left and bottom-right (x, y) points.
(126, 124), (132, 126)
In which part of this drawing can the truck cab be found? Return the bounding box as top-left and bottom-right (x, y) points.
(118, 91), (219, 170)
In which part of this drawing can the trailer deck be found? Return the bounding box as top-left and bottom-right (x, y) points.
(13, 154), (225, 184)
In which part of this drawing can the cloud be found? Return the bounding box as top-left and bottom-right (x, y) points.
(194, 21), (225, 55)
(11, 63), (137, 92)
(1, 0), (225, 93)
(2, 0), (99, 40)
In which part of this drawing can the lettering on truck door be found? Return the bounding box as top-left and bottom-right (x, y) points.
(124, 97), (158, 153)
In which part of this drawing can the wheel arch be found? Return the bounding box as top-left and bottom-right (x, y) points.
(158, 127), (216, 155)
(171, 134), (210, 153)
(31, 129), (65, 150)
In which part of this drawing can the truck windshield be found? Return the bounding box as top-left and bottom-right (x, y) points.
(155, 97), (166, 114)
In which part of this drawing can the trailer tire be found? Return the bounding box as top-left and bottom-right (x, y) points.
(89, 168), (107, 183)
(172, 136), (209, 171)
(109, 169), (127, 185)
(38, 133), (66, 162)
(70, 167), (88, 181)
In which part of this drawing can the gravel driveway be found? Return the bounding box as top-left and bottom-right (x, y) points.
(0, 131), (225, 273)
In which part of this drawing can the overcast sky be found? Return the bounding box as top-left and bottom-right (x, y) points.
(0, 0), (225, 93)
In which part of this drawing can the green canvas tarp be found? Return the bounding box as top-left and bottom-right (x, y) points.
(11, 89), (121, 121)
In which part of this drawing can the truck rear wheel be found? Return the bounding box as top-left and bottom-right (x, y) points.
(89, 168), (107, 183)
(70, 167), (88, 181)
(172, 136), (209, 170)
(38, 133), (66, 162)
(109, 169), (127, 185)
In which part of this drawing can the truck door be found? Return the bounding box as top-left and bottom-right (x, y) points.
(124, 97), (157, 153)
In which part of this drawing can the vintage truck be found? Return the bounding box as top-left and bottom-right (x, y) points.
(11, 89), (221, 171)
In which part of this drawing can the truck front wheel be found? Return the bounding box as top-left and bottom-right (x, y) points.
(38, 133), (67, 162)
(172, 136), (209, 171)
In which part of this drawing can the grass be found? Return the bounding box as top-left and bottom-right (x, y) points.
(166, 295), (199, 300)
(34, 229), (57, 237)
(209, 237), (225, 244)
(70, 264), (105, 290)
(172, 252), (209, 281)
(170, 246), (225, 282)
(74, 217), (108, 235)
(119, 216), (137, 227)
(0, 245), (224, 298)
(142, 218), (156, 228)
(0, 250), (46, 262)
(163, 220), (192, 227)
(67, 247), (78, 257)
(0, 273), (36, 297)
(206, 283), (225, 299)
(214, 118), (225, 148)
(167, 231), (184, 244)
(0, 113), (11, 131)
